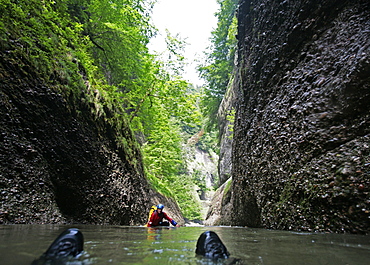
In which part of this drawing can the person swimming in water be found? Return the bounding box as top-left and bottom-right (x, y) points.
(147, 204), (180, 227)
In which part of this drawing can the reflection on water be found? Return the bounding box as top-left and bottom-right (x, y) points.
(0, 225), (369, 264)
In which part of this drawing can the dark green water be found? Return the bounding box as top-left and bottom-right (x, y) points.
(0, 225), (369, 264)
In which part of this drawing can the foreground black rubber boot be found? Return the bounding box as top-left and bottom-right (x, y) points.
(195, 231), (230, 260)
(32, 228), (84, 264)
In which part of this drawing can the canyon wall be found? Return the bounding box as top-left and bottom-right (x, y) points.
(219, 0), (369, 233)
(0, 40), (182, 227)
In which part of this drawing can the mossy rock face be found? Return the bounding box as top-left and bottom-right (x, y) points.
(221, 0), (370, 233)
(0, 49), (154, 224)
(0, 1), (159, 225)
(204, 178), (236, 226)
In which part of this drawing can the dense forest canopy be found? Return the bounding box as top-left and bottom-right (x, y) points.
(198, 0), (238, 130)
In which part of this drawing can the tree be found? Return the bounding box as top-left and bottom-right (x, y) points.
(198, 0), (238, 130)
(67, 0), (155, 89)
(64, 0), (204, 219)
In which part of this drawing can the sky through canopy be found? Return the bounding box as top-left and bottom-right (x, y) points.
(148, 0), (219, 86)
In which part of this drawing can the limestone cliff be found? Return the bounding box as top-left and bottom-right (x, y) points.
(219, 0), (369, 233)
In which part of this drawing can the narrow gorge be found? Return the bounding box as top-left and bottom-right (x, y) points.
(1, 0), (369, 234)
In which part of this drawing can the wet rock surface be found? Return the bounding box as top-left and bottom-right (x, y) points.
(204, 178), (233, 226)
(218, 74), (238, 186)
(219, 0), (370, 233)
(0, 51), (182, 225)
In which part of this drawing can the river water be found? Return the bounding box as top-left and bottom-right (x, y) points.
(1, 225), (369, 264)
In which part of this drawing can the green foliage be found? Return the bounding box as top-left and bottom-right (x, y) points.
(192, 169), (206, 191)
(143, 116), (183, 180)
(146, 172), (174, 198)
(223, 177), (232, 199)
(68, 0), (155, 90)
(171, 174), (203, 220)
(196, 128), (219, 154)
(132, 35), (203, 219)
(198, 0), (238, 130)
(0, 0), (86, 88)
(226, 107), (235, 139)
